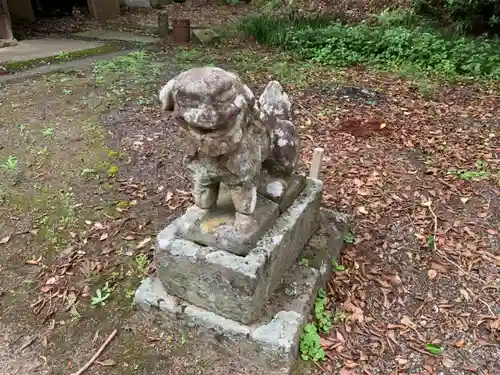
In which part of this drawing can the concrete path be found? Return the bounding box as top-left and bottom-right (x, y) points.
(0, 38), (106, 64)
(0, 49), (139, 84)
(72, 30), (160, 44)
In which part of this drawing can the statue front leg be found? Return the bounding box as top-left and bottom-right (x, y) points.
(231, 181), (257, 215)
(192, 173), (219, 210)
(230, 182), (258, 231)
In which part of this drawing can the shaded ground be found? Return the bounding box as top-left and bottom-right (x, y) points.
(1, 12), (499, 375)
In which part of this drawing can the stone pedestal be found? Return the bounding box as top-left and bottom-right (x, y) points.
(134, 177), (350, 374)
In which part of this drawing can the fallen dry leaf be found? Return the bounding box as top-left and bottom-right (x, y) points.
(442, 357), (455, 368)
(454, 339), (467, 348)
(428, 269), (437, 279)
(357, 206), (368, 215)
(0, 236), (10, 244)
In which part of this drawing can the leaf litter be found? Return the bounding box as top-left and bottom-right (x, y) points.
(287, 62), (500, 374)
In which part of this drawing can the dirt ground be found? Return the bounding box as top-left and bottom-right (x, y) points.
(1, 5), (499, 375)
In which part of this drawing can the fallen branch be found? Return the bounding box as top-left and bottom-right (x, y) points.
(296, 102), (335, 132)
(71, 329), (117, 375)
(424, 200), (485, 284)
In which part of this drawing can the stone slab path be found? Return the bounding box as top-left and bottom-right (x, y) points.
(72, 30), (160, 44)
(0, 38), (106, 64)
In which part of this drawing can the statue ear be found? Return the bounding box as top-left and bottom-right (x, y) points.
(159, 78), (176, 111)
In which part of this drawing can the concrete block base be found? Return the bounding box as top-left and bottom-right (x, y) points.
(136, 265), (318, 374)
(135, 212), (349, 374)
(155, 178), (323, 324)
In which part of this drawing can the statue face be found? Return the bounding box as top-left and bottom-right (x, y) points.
(161, 66), (258, 157)
(173, 86), (252, 157)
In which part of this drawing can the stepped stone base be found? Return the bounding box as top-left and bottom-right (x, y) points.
(134, 211), (349, 374)
(155, 178), (323, 325)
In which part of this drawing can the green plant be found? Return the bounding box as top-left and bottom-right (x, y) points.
(1, 156), (18, 172)
(108, 164), (120, 177)
(425, 343), (443, 355)
(91, 282), (112, 306)
(239, 13), (500, 81)
(427, 234), (435, 248)
(42, 126), (54, 138)
(447, 159), (494, 180)
(343, 231), (355, 244)
(333, 309), (347, 323)
(55, 51), (71, 60)
(299, 323), (326, 361)
(299, 258), (310, 267)
(135, 253), (149, 274)
(332, 258), (346, 272)
(314, 288), (332, 333)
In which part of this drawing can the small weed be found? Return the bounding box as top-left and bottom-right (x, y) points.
(315, 288), (332, 333)
(299, 258), (310, 267)
(135, 253), (149, 275)
(61, 89), (73, 95)
(180, 334), (187, 346)
(19, 124), (28, 136)
(1, 156), (19, 172)
(55, 51), (71, 60)
(333, 309), (347, 323)
(175, 49), (205, 63)
(136, 97), (153, 106)
(69, 308), (81, 323)
(81, 168), (98, 178)
(427, 234), (435, 248)
(37, 147), (50, 157)
(447, 159), (493, 181)
(299, 323), (325, 361)
(343, 231), (355, 244)
(42, 126), (54, 138)
(125, 289), (136, 300)
(108, 164), (120, 177)
(91, 281), (112, 306)
(332, 257), (346, 272)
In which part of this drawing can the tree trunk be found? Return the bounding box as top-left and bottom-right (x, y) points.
(0, 0), (14, 42)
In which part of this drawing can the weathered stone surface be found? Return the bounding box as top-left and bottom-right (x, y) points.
(135, 263), (321, 374)
(154, 178), (323, 324)
(300, 208), (351, 285)
(120, 0), (151, 8)
(158, 11), (169, 38)
(72, 30), (160, 44)
(158, 67), (300, 238)
(191, 28), (219, 44)
(258, 173), (306, 213)
(177, 184), (280, 255)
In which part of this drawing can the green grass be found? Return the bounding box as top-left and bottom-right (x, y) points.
(5, 45), (120, 72)
(239, 13), (500, 81)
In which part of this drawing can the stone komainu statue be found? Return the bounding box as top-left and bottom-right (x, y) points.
(159, 66), (299, 221)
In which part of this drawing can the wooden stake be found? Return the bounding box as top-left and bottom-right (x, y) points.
(71, 329), (117, 375)
(309, 147), (324, 180)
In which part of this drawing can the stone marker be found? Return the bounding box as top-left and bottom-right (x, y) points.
(191, 28), (220, 44)
(158, 11), (169, 38)
(135, 66), (350, 374)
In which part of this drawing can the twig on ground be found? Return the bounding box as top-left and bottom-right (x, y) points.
(424, 200), (486, 284)
(296, 102), (336, 132)
(71, 329), (118, 375)
(478, 298), (496, 316)
(312, 360), (327, 373)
